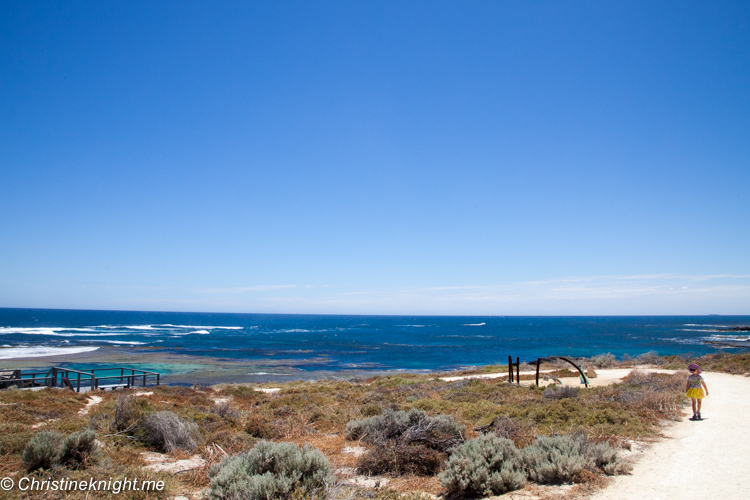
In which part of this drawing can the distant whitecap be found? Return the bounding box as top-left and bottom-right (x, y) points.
(0, 346), (99, 359)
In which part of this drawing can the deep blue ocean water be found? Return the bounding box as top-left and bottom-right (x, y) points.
(1, 309), (748, 373)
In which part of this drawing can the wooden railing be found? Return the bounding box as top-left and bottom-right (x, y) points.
(0, 366), (160, 392)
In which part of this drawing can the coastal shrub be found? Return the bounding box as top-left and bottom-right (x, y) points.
(439, 434), (526, 497)
(22, 431), (63, 471)
(210, 402), (241, 421)
(0, 424), (33, 455)
(205, 429), (258, 455)
(347, 409), (464, 476)
(589, 442), (632, 475)
(359, 403), (382, 417)
(634, 351), (664, 366)
(543, 386), (579, 400)
(59, 429), (100, 469)
(590, 353), (617, 368)
(245, 415), (281, 440)
(522, 434), (592, 484)
(141, 411), (201, 452)
(113, 395), (143, 432)
(475, 416), (534, 446)
(345, 408), (464, 448)
(208, 440), (333, 500)
(664, 352), (750, 374)
(358, 442), (444, 476)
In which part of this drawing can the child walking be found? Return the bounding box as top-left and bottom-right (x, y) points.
(685, 363), (708, 420)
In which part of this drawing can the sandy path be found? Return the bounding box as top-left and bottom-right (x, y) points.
(591, 371), (750, 500)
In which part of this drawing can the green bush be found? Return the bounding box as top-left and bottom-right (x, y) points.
(522, 434), (592, 484)
(439, 434), (526, 498)
(208, 440), (333, 500)
(359, 403), (382, 417)
(22, 431), (62, 471)
(141, 411), (201, 452)
(59, 429), (100, 469)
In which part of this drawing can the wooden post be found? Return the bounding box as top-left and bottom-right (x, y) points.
(508, 355), (514, 382)
(535, 358), (541, 386)
(516, 357), (520, 385)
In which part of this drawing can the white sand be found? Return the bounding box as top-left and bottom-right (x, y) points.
(590, 371), (750, 500)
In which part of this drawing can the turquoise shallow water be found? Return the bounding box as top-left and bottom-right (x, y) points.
(1, 309), (748, 375)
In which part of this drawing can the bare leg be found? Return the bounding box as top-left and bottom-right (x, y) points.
(692, 398), (698, 415)
(697, 399), (702, 412)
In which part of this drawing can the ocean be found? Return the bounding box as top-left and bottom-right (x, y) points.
(1, 309), (748, 380)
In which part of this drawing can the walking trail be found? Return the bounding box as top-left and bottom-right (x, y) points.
(590, 371), (750, 500)
(444, 368), (750, 500)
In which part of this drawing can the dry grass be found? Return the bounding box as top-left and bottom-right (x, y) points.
(662, 352), (750, 374)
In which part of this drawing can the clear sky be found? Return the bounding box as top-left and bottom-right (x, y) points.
(1, 1), (749, 315)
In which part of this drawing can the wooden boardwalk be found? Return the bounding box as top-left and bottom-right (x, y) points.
(0, 366), (160, 392)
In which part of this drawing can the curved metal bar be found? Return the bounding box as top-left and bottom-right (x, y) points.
(555, 356), (588, 388)
(534, 356), (589, 388)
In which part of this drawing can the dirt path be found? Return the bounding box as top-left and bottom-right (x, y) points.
(590, 371), (750, 500)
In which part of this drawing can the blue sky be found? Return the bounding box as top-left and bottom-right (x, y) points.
(1, 1), (749, 315)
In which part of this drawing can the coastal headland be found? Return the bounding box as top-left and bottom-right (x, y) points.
(1, 351), (748, 500)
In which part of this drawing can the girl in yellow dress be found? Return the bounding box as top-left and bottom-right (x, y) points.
(685, 364), (708, 420)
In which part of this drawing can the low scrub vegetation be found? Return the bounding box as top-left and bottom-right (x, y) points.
(22, 430), (63, 471)
(140, 410), (202, 453)
(208, 440), (333, 500)
(346, 408), (465, 475)
(5, 352), (748, 498)
(440, 434), (526, 497)
(22, 429), (100, 471)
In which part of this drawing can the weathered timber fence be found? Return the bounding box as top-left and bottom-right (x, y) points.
(0, 366), (160, 392)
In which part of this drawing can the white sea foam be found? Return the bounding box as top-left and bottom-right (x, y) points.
(464, 323), (486, 326)
(0, 346), (99, 359)
(95, 340), (147, 345)
(683, 324), (737, 328)
(0, 327), (120, 337)
(155, 324), (242, 330)
(704, 335), (749, 342)
(168, 329), (211, 335)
